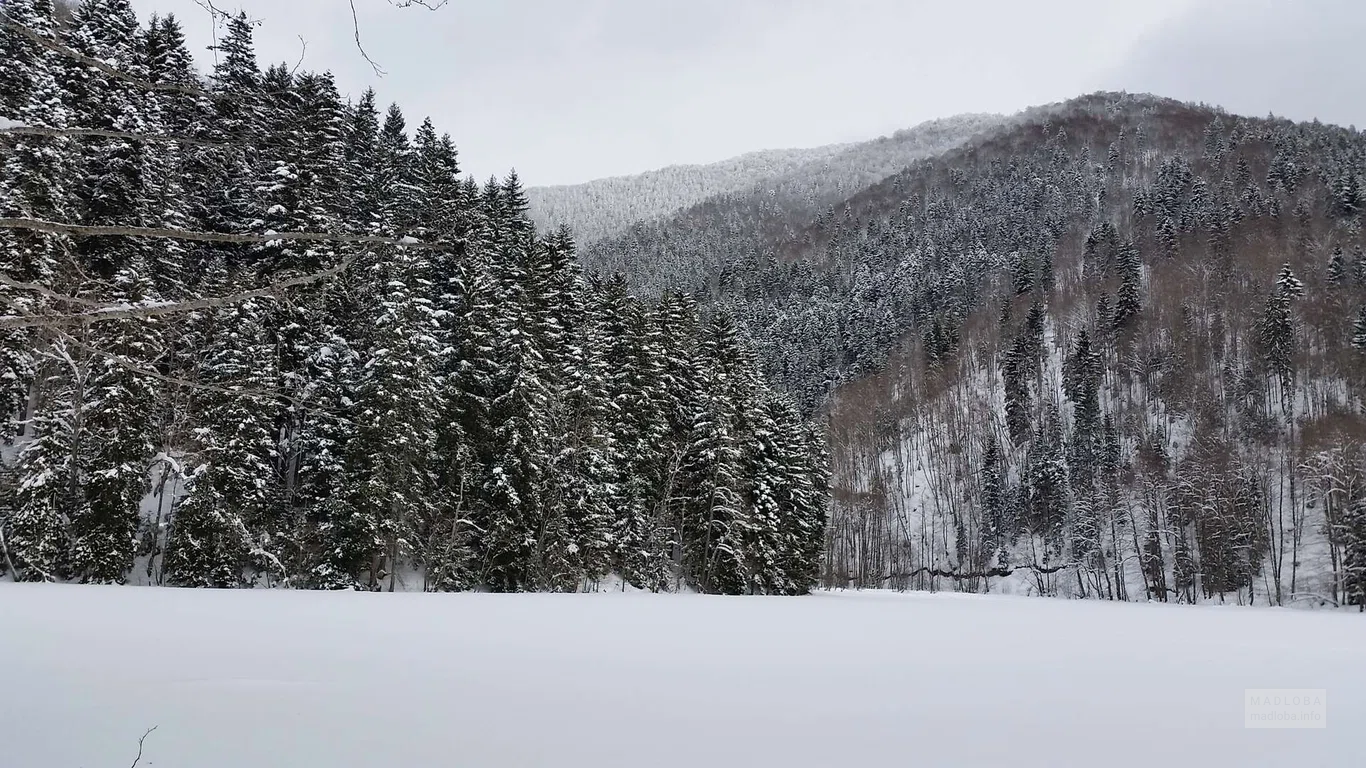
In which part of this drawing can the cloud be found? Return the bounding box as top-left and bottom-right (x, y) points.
(1101, 0), (1366, 129)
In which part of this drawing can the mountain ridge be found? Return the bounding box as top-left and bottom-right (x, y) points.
(565, 89), (1366, 607)
(527, 113), (1002, 246)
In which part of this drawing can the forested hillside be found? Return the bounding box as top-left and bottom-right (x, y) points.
(594, 91), (1366, 608)
(531, 113), (1001, 251)
(526, 143), (854, 245)
(0, 0), (829, 594)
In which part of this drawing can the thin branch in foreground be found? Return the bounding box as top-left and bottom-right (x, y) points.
(0, 10), (289, 103)
(348, 0), (386, 77)
(59, 332), (363, 427)
(0, 12), (196, 98)
(128, 726), (158, 768)
(0, 217), (439, 248)
(0, 124), (234, 148)
(350, 0), (453, 76)
(0, 273), (108, 309)
(0, 256), (356, 330)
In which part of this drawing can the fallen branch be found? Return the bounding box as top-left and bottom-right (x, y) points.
(879, 562), (1072, 582)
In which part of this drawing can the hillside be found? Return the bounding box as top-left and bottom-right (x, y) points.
(587, 91), (1366, 607)
(526, 144), (853, 245)
(528, 113), (1001, 249)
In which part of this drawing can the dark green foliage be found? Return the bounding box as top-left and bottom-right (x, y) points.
(0, 3), (831, 594)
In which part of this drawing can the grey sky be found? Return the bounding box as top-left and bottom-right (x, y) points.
(128, 0), (1362, 186)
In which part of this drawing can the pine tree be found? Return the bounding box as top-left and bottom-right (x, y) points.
(73, 268), (163, 583)
(595, 275), (668, 589)
(0, 0), (71, 441)
(1352, 305), (1366, 351)
(1327, 245), (1347, 285)
(164, 298), (279, 587)
(1341, 495), (1366, 608)
(1002, 332), (1031, 445)
(677, 312), (756, 594)
(1026, 404), (1068, 552)
(138, 13), (195, 296)
(293, 324), (365, 589)
(9, 352), (89, 581)
(375, 102), (420, 237)
(351, 241), (443, 591)
(680, 376), (747, 594)
(411, 117), (463, 244)
(342, 89), (382, 237)
(1258, 264), (1300, 397)
(1064, 329), (1102, 490)
(1113, 241), (1142, 329)
(62, 0), (150, 281)
(980, 435), (1008, 564)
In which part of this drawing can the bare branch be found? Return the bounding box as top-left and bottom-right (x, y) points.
(129, 726), (158, 768)
(0, 217), (437, 248)
(0, 10), (288, 103)
(190, 0), (231, 23)
(349, 0), (452, 77)
(348, 0), (386, 77)
(289, 35), (310, 77)
(59, 332), (362, 427)
(0, 273), (107, 309)
(0, 124), (233, 148)
(0, 257), (357, 330)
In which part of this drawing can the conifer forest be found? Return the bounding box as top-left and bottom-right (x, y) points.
(3, 0), (1366, 612)
(0, 0), (829, 594)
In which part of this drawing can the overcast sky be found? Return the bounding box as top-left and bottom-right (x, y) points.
(127, 0), (1366, 186)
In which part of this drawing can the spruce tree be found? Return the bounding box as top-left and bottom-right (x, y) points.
(1341, 495), (1366, 608)
(164, 298), (279, 587)
(0, 0), (71, 441)
(9, 355), (88, 581)
(352, 242), (443, 590)
(980, 435), (1008, 564)
(1113, 241), (1142, 329)
(1352, 305), (1366, 351)
(1327, 245), (1347, 285)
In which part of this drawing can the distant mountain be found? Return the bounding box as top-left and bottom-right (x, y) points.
(527, 113), (1001, 246)
(527, 144), (853, 245)
(573, 90), (1366, 608)
(578, 113), (1004, 295)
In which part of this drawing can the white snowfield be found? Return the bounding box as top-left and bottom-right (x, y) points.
(1, 586), (1361, 768)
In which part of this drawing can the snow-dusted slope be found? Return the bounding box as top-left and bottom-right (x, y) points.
(3, 584), (1360, 767)
(527, 113), (1002, 245)
(527, 144), (853, 245)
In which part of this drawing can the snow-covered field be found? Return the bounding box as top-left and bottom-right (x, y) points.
(2, 586), (1361, 767)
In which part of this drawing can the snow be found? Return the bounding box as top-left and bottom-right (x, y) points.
(1, 586), (1362, 767)
(0, 116), (29, 130)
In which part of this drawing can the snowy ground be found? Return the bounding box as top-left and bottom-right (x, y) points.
(2, 586), (1362, 767)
